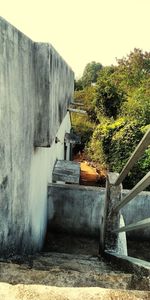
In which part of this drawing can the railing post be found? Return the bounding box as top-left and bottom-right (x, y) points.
(100, 172), (126, 254)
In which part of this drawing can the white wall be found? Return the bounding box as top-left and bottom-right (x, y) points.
(29, 113), (71, 251)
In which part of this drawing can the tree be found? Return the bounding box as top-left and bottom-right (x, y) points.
(121, 78), (150, 125)
(74, 86), (97, 122)
(82, 61), (103, 87)
(95, 66), (126, 119)
(72, 87), (96, 150)
(74, 78), (83, 91)
(116, 48), (150, 89)
(73, 50), (150, 190)
(86, 50), (150, 189)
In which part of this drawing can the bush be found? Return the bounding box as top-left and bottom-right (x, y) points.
(71, 113), (95, 147)
(87, 118), (150, 189)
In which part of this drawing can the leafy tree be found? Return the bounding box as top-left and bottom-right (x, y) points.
(71, 113), (95, 148)
(121, 78), (150, 125)
(116, 48), (150, 90)
(74, 78), (83, 91)
(87, 118), (149, 188)
(73, 49), (150, 189)
(108, 121), (149, 189)
(82, 61), (103, 87)
(95, 66), (126, 119)
(72, 87), (96, 150)
(74, 86), (98, 122)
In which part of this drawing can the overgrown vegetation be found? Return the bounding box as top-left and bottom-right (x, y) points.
(73, 50), (150, 189)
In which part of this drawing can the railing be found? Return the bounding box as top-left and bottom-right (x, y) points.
(100, 128), (150, 262)
(114, 128), (150, 186)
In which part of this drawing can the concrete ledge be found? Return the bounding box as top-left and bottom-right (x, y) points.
(48, 183), (105, 192)
(105, 250), (150, 277)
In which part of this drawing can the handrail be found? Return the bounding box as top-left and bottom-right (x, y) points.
(70, 102), (84, 106)
(101, 127), (150, 260)
(114, 128), (150, 186)
(113, 217), (150, 233)
(113, 171), (150, 213)
(67, 108), (87, 114)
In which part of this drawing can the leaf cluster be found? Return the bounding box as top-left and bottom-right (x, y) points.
(73, 50), (150, 189)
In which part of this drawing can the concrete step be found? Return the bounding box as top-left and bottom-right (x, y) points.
(0, 251), (149, 290)
(0, 252), (132, 289)
(1, 283), (150, 300)
(0, 250), (150, 300)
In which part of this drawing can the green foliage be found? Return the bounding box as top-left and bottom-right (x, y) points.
(95, 66), (126, 119)
(108, 120), (144, 187)
(82, 61), (103, 87)
(74, 86), (98, 122)
(71, 113), (95, 146)
(72, 86), (96, 152)
(74, 86), (96, 107)
(74, 79), (83, 91)
(73, 49), (150, 189)
(87, 118), (150, 188)
(116, 48), (150, 89)
(121, 78), (150, 125)
(87, 117), (126, 167)
(86, 138), (106, 167)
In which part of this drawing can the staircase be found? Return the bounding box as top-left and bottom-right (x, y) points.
(0, 233), (150, 299)
(0, 252), (133, 289)
(0, 129), (150, 299)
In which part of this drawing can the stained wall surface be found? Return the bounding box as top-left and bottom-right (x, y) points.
(48, 184), (105, 237)
(0, 17), (74, 255)
(48, 184), (150, 240)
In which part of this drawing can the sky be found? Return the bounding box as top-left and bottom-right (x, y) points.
(1, 0), (150, 78)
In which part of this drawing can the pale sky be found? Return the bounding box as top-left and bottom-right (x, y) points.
(1, 0), (150, 78)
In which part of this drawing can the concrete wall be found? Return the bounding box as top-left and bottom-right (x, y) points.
(34, 43), (74, 146)
(29, 113), (71, 252)
(122, 190), (150, 240)
(48, 184), (150, 240)
(0, 17), (74, 255)
(48, 184), (105, 237)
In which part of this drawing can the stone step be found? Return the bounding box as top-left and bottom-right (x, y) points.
(1, 283), (150, 300)
(0, 251), (149, 290)
(0, 250), (150, 300)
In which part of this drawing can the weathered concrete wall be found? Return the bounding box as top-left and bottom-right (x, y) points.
(48, 184), (105, 237)
(48, 184), (150, 240)
(34, 43), (74, 146)
(122, 190), (150, 240)
(0, 17), (74, 255)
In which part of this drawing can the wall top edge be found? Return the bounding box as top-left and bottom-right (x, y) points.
(0, 16), (74, 74)
(48, 183), (105, 192)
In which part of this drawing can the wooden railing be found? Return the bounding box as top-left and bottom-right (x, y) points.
(100, 128), (150, 262)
